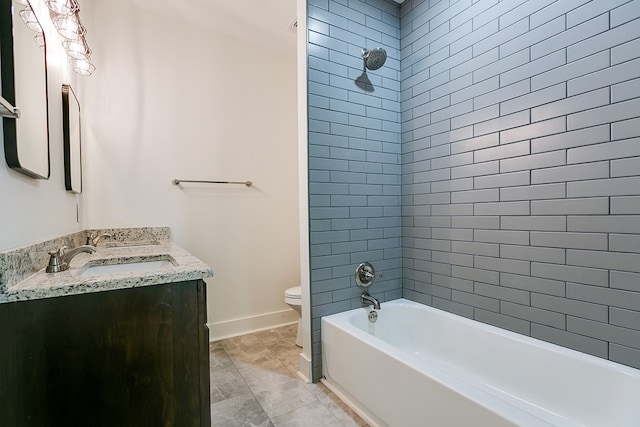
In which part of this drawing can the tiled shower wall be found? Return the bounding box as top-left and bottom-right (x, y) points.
(307, 0), (402, 380)
(401, 0), (640, 369)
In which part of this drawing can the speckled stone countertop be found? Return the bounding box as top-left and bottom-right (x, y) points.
(0, 231), (213, 303)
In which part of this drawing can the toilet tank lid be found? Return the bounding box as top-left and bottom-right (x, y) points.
(285, 286), (301, 298)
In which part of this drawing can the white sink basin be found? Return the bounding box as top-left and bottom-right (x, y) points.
(104, 240), (160, 248)
(78, 258), (175, 277)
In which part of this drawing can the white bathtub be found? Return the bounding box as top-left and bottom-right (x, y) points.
(321, 299), (640, 427)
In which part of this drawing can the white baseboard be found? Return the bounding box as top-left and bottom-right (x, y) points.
(207, 308), (299, 342)
(297, 352), (312, 383)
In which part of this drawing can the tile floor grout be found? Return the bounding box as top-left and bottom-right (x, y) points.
(210, 324), (369, 427)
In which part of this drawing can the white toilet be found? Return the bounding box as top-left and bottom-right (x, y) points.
(284, 286), (302, 347)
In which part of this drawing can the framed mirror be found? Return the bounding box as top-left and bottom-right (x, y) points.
(62, 84), (81, 193)
(1, 0), (50, 179)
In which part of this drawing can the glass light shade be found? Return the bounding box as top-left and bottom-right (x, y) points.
(71, 58), (95, 76)
(62, 38), (91, 60)
(53, 13), (85, 39)
(19, 6), (43, 33)
(44, 0), (78, 16)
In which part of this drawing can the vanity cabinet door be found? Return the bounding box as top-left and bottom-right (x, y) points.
(0, 280), (210, 427)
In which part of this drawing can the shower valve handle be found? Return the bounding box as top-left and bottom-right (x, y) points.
(355, 262), (376, 288)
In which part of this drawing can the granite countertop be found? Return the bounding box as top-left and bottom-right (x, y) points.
(0, 240), (213, 303)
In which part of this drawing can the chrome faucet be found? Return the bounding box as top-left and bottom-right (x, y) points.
(46, 245), (96, 273)
(85, 233), (112, 247)
(361, 292), (381, 310)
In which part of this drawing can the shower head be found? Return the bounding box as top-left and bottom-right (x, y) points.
(362, 48), (387, 71)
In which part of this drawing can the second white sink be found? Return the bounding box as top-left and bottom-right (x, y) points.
(78, 258), (175, 277)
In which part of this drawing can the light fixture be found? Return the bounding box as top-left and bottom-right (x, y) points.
(44, 0), (78, 16)
(15, 0), (95, 76)
(53, 12), (85, 40)
(15, 3), (44, 50)
(18, 6), (42, 33)
(62, 36), (90, 60)
(70, 58), (95, 76)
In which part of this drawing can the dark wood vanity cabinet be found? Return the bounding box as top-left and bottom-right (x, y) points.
(0, 280), (211, 427)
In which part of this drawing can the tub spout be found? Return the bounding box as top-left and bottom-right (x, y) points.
(361, 293), (381, 310)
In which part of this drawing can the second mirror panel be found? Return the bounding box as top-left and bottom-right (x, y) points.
(62, 84), (81, 193)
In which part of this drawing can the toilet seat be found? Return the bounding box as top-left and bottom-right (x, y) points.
(284, 286), (303, 347)
(284, 286), (301, 305)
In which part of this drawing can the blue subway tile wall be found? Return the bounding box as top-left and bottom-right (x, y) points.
(401, 0), (640, 370)
(308, 0), (402, 380)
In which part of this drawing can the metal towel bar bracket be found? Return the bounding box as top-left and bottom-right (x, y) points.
(172, 179), (253, 187)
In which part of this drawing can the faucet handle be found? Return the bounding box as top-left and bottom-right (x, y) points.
(48, 245), (67, 257)
(46, 246), (67, 273)
(86, 233), (112, 246)
(355, 262), (375, 289)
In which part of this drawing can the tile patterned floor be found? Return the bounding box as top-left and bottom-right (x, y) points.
(210, 324), (369, 427)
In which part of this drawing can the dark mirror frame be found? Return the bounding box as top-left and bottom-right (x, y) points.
(62, 84), (81, 193)
(1, 0), (50, 179)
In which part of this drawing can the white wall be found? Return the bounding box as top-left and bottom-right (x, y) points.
(0, 3), (83, 251)
(79, 0), (300, 335)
